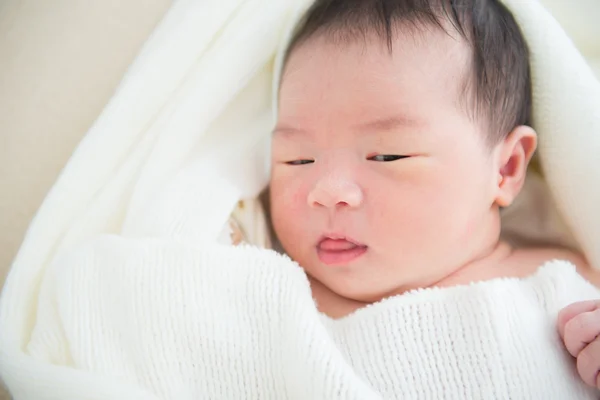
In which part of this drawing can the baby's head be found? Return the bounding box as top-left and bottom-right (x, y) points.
(269, 0), (537, 301)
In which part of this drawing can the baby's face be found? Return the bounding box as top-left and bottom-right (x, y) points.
(270, 30), (500, 301)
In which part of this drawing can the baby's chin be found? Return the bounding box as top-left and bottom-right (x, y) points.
(328, 280), (401, 306)
(305, 263), (406, 305)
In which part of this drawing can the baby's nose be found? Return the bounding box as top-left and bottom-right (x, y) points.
(307, 177), (363, 209)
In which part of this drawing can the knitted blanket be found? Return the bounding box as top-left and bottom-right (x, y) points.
(0, 0), (599, 398)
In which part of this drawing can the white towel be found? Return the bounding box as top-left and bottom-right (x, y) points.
(0, 0), (599, 398)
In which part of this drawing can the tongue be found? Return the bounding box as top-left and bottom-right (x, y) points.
(319, 239), (359, 251)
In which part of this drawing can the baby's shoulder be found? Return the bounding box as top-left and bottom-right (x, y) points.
(477, 248), (599, 315)
(509, 247), (599, 286)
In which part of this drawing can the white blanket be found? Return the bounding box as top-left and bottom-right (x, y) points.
(1, 0), (599, 398)
(16, 245), (600, 399)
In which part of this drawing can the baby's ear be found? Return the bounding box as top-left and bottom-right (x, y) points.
(494, 125), (538, 207)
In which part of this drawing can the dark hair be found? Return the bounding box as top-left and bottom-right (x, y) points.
(282, 0), (532, 144)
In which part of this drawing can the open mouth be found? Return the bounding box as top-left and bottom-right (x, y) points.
(316, 235), (368, 266)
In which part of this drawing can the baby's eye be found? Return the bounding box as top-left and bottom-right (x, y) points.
(368, 155), (409, 162)
(286, 159), (314, 166)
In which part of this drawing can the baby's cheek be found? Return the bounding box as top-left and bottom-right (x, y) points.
(371, 176), (448, 239)
(270, 178), (308, 233)
(271, 180), (305, 212)
(270, 187), (311, 261)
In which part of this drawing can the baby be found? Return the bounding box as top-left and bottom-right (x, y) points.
(265, 0), (600, 395)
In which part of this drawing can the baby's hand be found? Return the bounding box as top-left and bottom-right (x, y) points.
(558, 300), (600, 388)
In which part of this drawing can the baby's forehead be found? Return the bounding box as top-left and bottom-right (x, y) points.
(284, 14), (472, 75)
(278, 31), (471, 126)
(282, 27), (471, 94)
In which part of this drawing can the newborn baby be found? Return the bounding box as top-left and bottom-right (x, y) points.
(264, 0), (600, 395)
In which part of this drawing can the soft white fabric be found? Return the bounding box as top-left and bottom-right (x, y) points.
(1, 0), (600, 398)
(19, 246), (600, 398)
(0, 0), (302, 396)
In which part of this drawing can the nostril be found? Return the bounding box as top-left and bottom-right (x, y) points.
(308, 186), (335, 208)
(308, 178), (363, 209)
(310, 200), (326, 208)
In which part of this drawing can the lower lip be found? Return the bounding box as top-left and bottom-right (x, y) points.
(317, 246), (368, 266)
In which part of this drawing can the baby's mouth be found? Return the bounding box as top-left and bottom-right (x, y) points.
(316, 236), (368, 266)
(318, 238), (362, 251)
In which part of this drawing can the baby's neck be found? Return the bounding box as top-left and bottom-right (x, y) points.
(430, 241), (514, 288)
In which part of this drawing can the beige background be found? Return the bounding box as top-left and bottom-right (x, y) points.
(0, 1), (598, 398)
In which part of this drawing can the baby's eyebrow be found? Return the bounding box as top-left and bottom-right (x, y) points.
(272, 115), (420, 137)
(356, 115), (421, 133)
(272, 124), (306, 136)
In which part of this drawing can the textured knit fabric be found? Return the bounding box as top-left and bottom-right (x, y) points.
(22, 248), (600, 399)
(322, 262), (600, 399)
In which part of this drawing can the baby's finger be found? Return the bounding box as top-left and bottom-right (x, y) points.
(577, 338), (600, 388)
(564, 308), (600, 357)
(558, 300), (600, 339)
